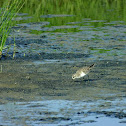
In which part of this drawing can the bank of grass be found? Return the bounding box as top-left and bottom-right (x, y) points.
(22, 0), (126, 25)
(0, 0), (23, 57)
(1, 0), (125, 29)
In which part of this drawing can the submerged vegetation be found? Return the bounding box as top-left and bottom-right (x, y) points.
(0, 0), (126, 58)
(0, 0), (23, 57)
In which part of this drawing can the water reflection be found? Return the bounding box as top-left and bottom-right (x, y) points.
(0, 98), (126, 125)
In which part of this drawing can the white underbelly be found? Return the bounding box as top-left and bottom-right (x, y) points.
(80, 72), (86, 77)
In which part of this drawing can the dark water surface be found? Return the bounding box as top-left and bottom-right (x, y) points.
(0, 0), (126, 125)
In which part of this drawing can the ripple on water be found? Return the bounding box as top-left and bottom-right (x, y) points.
(0, 98), (126, 125)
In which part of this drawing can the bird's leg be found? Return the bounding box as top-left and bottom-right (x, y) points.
(87, 75), (90, 83)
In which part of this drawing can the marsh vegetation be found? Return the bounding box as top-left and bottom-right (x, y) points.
(0, 0), (23, 57)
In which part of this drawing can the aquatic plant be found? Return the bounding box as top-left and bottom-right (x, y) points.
(0, 0), (23, 57)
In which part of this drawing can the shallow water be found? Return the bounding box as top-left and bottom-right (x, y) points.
(4, 19), (125, 63)
(0, 1), (126, 125)
(0, 98), (126, 125)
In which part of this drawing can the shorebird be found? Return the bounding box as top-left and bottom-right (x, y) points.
(72, 64), (95, 80)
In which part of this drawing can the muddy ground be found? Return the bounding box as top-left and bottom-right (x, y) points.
(0, 58), (126, 125)
(0, 16), (126, 125)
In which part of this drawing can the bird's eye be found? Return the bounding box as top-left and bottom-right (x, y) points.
(72, 75), (75, 79)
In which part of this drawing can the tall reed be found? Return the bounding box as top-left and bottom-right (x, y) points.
(0, 0), (23, 57)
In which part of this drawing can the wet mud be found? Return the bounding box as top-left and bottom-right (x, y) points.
(0, 59), (126, 125)
(0, 14), (126, 125)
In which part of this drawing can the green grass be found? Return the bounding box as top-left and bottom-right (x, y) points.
(1, 0), (126, 28)
(0, 0), (23, 57)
